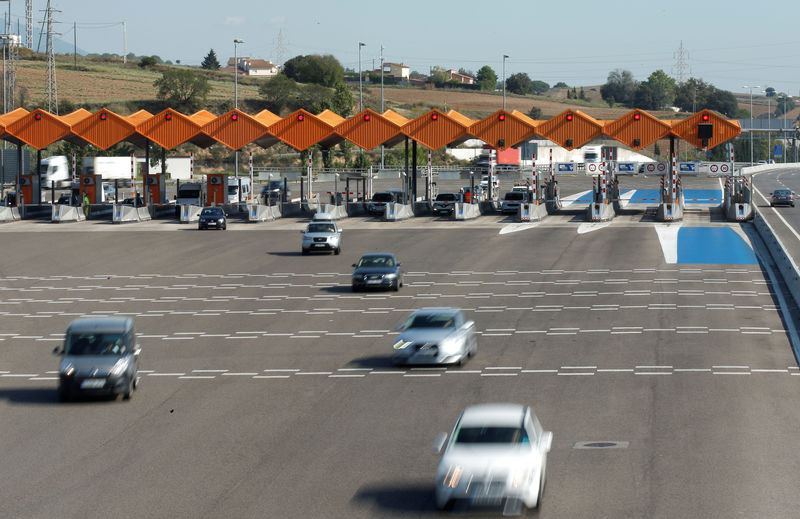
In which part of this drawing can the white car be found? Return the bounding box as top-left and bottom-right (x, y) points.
(392, 308), (476, 366)
(435, 403), (552, 511)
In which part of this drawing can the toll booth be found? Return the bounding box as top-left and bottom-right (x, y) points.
(207, 174), (226, 206)
(18, 174), (40, 204)
(146, 174), (167, 204)
(78, 174), (103, 203)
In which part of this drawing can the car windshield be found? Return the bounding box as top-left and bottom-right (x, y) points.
(454, 426), (529, 444)
(227, 186), (238, 194)
(436, 193), (457, 201)
(307, 223), (336, 233)
(504, 192), (524, 201)
(268, 181), (283, 189)
(64, 332), (128, 356)
(357, 255), (394, 268)
(775, 190), (791, 196)
(406, 313), (456, 329)
(372, 193), (393, 202)
(201, 208), (223, 216)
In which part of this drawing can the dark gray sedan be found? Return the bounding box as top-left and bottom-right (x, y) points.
(351, 253), (403, 291)
(770, 189), (795, 207)
(198, 206), (227, 230)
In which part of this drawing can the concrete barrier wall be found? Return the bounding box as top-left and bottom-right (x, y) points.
(384, 203), (414, 221)
(248, 204), (282, 222)
(52, 205), (86, 222)
(319, 204), (348, 219)
(113, 204), (152, 223)
(753, 208), (800, 309)
(454, 203), (481, 220)
(0, 206), (19, 222)
(179, 204), (203, 223)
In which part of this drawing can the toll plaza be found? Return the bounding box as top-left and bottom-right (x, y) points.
(0, 106), (744, 224)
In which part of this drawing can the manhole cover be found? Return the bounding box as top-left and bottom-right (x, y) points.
(573, 441), (630, 449)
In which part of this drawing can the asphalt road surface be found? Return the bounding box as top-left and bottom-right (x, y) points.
(1, 193), (799, 518)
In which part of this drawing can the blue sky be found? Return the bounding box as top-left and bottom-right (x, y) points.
(15, 0), (800, 95)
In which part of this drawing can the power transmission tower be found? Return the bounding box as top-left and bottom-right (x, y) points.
(2, 0), (18, 110)
(43, 0), (59, 113)
(25, 0), (31, 48)
(273, 28), (286, 67)
(672, 40), (690, 85)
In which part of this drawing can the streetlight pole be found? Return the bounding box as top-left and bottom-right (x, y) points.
(358, 42), (365, 112)
(763, 90), (771, 162)
(779, 93), (788, 163)
(743, 85), (759, 165)
(233, 39), (244, 109)
(234, 38), (244, 181)
(380, 44), (384, 169)
(502, 54), (508, 110)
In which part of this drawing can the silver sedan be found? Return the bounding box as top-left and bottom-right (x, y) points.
(391, 307), (476, 366)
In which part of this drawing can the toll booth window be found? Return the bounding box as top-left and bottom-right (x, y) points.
(227, 186), (238, 194)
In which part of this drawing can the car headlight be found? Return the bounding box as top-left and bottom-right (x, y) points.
(392, 339), (413, 350)
(442, 465), (463, 488)
(61, 363), (75, 376)
(385, 273), (397, 279)
(110, 359), (127, 376)
(218, 218), (224, 223)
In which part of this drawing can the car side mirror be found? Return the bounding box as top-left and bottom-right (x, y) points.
(351, 264), (357, 268)
(433, 432), (448, 454)
(393, 322), (405, 331)
(300, 230), (305, 234)
(462, 320), (475, 330)
(540, 431), (553, 452)
(396, 262), (402, 266)
(134, 346), (142, 356)
(52, 346), (63, 355)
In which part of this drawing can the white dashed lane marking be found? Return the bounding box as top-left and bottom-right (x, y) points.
(6, 365), (798, 382)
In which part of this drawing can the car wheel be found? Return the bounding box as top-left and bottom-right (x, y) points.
(334, 247), (341, 255)
(122, 377), (133, 400)
(222, 224), (227, 230)
(352, 283), (359, 292)
(301, 249), (308, 256)
(58, 386), (70, 403)
(392, 279), (399, 291)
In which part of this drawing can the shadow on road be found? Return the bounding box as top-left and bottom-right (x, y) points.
(346, 355), (396, 369)
(0, 387), (118, 405)
(351, 482), (437, 515)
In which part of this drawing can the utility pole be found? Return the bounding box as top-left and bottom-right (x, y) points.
(73, 22), (76, 70)
(122, 21), (126, 63)
(25, 0), (31, 49)
(43, 0), (59, 113)
(358, 42), (365, 111)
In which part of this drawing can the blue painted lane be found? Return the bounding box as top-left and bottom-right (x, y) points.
(683, 189), (723, 204)
(677, 227), (757, 265)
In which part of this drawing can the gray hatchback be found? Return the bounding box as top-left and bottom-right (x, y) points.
(770, 189), (795, 207)
(53, 317), (140, 402)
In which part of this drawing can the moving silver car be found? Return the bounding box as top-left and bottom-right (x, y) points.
(392, 307), (476, 366)
(53, 317), (140, 402)
(435, 403), (553, 511)
(301, 220), (342, 255)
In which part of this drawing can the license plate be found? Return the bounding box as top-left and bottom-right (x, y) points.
(81, 378), (106, 389)
(366, 279), (382, 284)
(313, 244), (325, 247)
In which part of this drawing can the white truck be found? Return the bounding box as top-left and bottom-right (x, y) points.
(39, 156), (72, 188)
(82, 156), (136, 182)
(141, 157), (193, 180)
(227, 177), (252, 203)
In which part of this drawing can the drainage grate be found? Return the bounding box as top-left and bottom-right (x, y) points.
(573, 441), (630, 449)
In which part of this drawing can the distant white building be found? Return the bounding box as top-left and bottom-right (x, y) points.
(383, 62), (410, 81)
(227, 57), (280, 77)
(446, 69), (475, 85)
